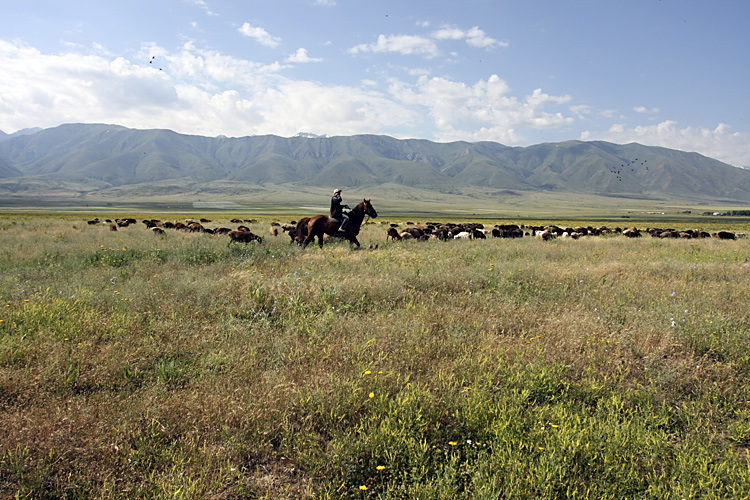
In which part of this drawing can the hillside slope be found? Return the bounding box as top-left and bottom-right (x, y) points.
(1, 123), (749, 202)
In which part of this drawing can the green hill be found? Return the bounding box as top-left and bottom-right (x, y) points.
(1, 123), (750, 207)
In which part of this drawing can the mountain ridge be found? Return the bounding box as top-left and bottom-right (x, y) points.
(1, 123), (750, 204)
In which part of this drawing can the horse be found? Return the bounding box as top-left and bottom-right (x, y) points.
(302, 199), (378, 248)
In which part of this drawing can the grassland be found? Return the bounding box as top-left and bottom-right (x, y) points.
(1, 212), (750, 499)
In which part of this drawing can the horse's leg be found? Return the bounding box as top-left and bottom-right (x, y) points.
(350, 237), (360, 249)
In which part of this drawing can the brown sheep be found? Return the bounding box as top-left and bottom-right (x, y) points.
(228, 230), (262, 244)
(270, 227), (279, 237)
(623, 228), (641, 238)
(386, 227), (402, 241)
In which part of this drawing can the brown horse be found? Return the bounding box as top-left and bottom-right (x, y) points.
(302, 199), (378, 248)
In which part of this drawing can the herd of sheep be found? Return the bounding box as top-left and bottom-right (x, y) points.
(86, 217), (745, 245)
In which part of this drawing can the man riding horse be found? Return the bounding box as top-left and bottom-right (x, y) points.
(330, 188), (350, 237)
(301, 193), (378, 249)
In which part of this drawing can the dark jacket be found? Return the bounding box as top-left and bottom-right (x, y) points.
(330, 194), (345, 220)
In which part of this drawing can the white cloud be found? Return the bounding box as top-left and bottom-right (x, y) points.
(313, 0), (336, 6)
(348, 25), (505, 60)
(389, 74), (573, 144)
(0, 39), (417, 138)
(286, 48), (321, 63)
(581, 121), (750, 167)
(238, 22), (282, 48)
(570, 104), (592, 118)
(348, 34), (440, 57)
(634, 106), (659, 114)
(191, 0), (218, 16)
(167, 42), (286, 85)
(432, 26), (507, 49)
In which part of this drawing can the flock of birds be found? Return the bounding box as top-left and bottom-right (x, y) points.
(609, 158), (649, 182)
(149, 56), (162, 71)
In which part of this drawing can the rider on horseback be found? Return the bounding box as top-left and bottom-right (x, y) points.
(330, 188), (350, 237)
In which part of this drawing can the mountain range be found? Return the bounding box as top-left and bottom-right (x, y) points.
(1, 123), (750, 206)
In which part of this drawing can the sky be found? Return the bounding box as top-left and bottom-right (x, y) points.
(1, 0), (748, 166)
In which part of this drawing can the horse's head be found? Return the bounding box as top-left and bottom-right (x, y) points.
(361, 199), (378, 219)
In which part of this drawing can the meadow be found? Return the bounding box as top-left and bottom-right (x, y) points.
(1, 213), (749, 499)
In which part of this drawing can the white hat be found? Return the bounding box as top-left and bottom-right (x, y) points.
(333, 188), (341, 195)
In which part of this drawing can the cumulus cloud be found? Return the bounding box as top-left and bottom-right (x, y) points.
(581, 121), (750, 167)
(634, 106), (659, 114)
(238, 22), (282, 48)
(389, 74), (573, 144)
(313, 0), (336, 6)
(348, 34), (439, 58)
(286, 48), (321, 63)
(0, 39), (417, 138)
(349, 25), (504, 59)
(432, 26), (507, 49)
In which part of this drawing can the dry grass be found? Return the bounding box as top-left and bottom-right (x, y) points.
(1, 214), (750, 498)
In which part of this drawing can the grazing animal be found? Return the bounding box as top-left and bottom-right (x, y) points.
(228, 230), (262, 244)
(714, 231), (736, 240)
(623, 228), (641, 238)
(152, 227), (165, 235)
(109, 224), (118, 231)
(386, 227), (402, 241)
(302, 199), (378, 249)
(289, 217), (311, 245)
(540, 230), (556, 241)
(270, 227), (279, 237)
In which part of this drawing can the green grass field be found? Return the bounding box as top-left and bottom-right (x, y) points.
(1, 212), (749, 499)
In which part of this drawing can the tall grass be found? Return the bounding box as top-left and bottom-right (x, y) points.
(1, 214), (749, 498)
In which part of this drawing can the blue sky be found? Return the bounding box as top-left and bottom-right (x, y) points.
(1, 0), (748, 166)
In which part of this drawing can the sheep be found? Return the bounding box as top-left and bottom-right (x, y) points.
(228, 230), (262, 244)
(386, 227), (402, 241)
